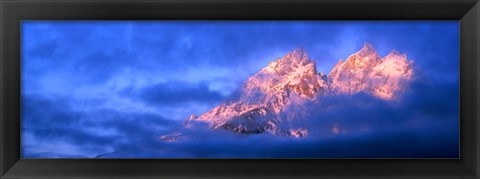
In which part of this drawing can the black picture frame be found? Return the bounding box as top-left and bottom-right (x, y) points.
(1, 0), (479, 178)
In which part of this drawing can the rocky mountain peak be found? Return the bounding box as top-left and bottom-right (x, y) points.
(278, 48), (313, 66)
(357, 42), (376, 56)
(186, 44), (415, 137)
(385, 49), (407, 59)
(346, 43), (380, 66)
(328, 44), (414, 100)
(239, 48), (326, 107)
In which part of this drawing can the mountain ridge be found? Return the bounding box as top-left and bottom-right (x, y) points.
(182, 43), (415, 138)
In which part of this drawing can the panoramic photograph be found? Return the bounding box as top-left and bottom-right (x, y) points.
(21, 21), (459, 158)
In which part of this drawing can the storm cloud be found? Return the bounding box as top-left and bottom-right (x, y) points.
(122, 81), (226, 106)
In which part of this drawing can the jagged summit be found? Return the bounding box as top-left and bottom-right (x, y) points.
(328, 44), (414, 99)
(247, 48), (326, 100)
(183, 44), (415, 138)
(385, 49), (406, 59)
(264, 48), (315, 76)
(281, 48), (312, 64)
(348, 43), (380, 64)
(356, 42), (377, 57)
(189, 48), (328, 135)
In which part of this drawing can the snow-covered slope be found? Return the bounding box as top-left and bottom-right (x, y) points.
(189, 48), (326, 136)
(186, 43), (415, 137)
(328, 43), (414, 100)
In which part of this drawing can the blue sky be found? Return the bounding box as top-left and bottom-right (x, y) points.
(21, 21), (459, 158)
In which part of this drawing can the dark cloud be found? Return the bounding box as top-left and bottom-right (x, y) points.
(22, 150), (89, 158)
(74, 50), (137, 84)
(98, 120), (458, 158)
(98, 77), (459, 158)
(21, 22), (345, 84)
(126, 22), (342, 68)
(293, 79), (460, 137)
(122, 81), (226, 106)
(21, 94), (179, 158)
(21, 21), (458, 86)
(21, 76), (459, 158)
(29, 127), (117, 146)
(22, 94), (84, 128)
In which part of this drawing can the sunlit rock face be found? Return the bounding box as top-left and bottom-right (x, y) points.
(329, 43), (414, 100)
(188, 43), (415, 137)
(191, 48), (326, 136)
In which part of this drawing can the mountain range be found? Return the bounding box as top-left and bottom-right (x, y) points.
(168, 43), (415, 139)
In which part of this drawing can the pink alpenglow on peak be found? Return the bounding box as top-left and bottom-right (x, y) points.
(328, 43), (414, 100)
(185, 43), (415, 137)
